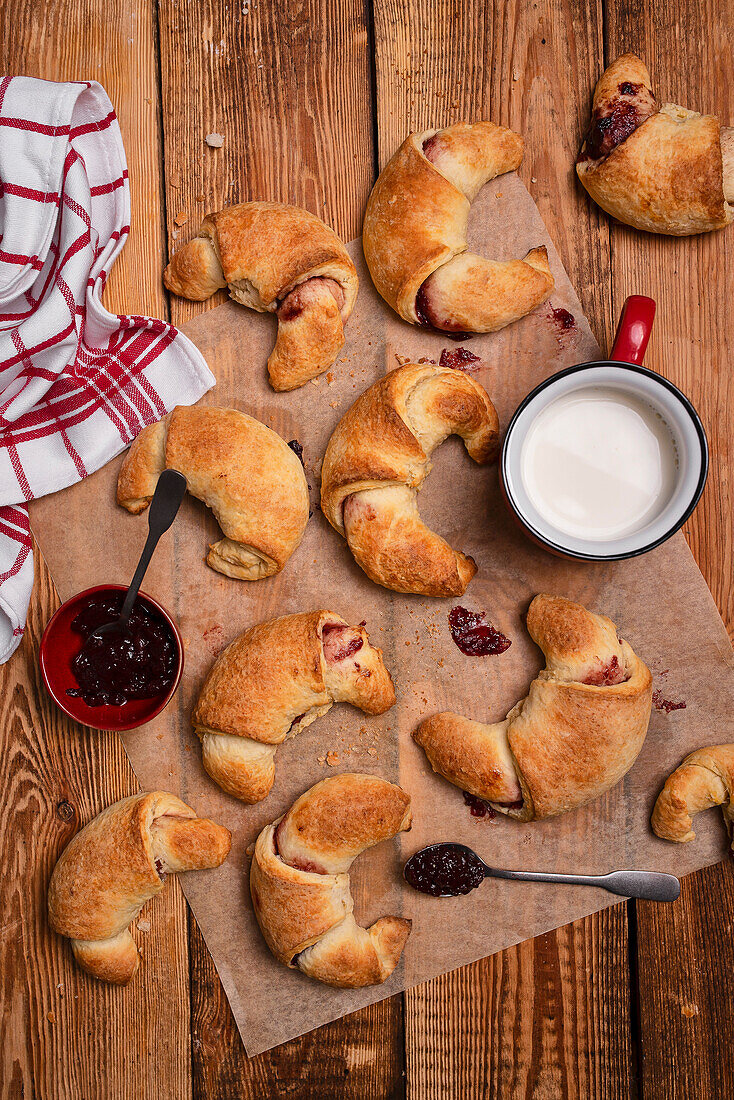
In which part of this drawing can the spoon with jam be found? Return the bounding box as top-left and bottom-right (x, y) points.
(404, 843), (680, 902)
(67, 469), (187, 708)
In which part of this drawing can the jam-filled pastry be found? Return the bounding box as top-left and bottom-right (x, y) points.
(250, 774), (412, 987)
(414, 595), (652, 820)
(362, 121), (554, 332)
(320, 363), (499, 597)
(117, 405), (309, 581)
(47, 792), (231, 984)
(163, 201), (358, 390)
(193, 611), (396, 802)
(652, 746), (734, 852)
(577, 53), (734, 235)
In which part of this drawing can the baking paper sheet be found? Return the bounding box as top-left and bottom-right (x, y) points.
(30, 177), (734, 1054)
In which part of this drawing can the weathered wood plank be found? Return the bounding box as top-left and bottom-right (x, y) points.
(601, 1), (734, 1096)
(0, 3), (191, 1097)
(372, 1), (635, 1096)
(155, 0), (404, 1092)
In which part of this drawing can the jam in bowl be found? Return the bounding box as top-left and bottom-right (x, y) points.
(40, 584), (184, 731)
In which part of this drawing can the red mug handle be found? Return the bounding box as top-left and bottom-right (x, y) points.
(609, 295), (656, 365)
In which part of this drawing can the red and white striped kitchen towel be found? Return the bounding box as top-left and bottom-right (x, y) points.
(0, 76), (215, 663)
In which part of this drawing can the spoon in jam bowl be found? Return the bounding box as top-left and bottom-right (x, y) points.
(90, 469), (187, 643)
(404, 843), (680, 902)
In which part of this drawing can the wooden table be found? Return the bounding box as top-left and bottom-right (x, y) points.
(2, 1), (732, 1096)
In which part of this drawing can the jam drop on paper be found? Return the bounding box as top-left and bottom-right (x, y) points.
(652, 689), (687, 714)
(449, 606), (512, 656)
(439, 346), (482, 372)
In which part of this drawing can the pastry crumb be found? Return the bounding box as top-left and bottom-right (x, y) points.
(367, 747), (377, 757)
(245, 843), (255, 857)
(174, 211), (188, 226)
(137, 919), (152, 933)
(681, 1002), (699, 1018)
(395, 353), (411, 366)
(205, 132), (225, 148)
(512, 69), (520, 81)
(326, 751), (340, 766)
(310, 377), (321, 386)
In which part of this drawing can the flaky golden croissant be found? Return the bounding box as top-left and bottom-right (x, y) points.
(250, 774), (412, 987)
(415, 595), (652, 820)
(363, 121), (554, 331)
(577, 53), (734, 235)
(320, 362), (499, 596)
(652, 746), (734, 852)
(193, 611), (396, 802)
(47, 792), (231, 984)
(117, 405), (309, 581)
(164, 201), (358, 390)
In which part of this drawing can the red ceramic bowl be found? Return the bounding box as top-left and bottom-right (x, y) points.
(39, 584), (184, 731)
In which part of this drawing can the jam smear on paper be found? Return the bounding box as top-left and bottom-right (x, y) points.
(449, 606), (512, 656)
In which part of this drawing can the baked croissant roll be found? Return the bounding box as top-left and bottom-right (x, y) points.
(193, 611), (396, 802)
(363, 121), (554, 332)
(577, 53), (734, 235)
(47, 792), (231, 984)
(414, 595), (652, 820)
(250, 774), (412, 987)
(652, 746), (734, 852)
(117, 405), (309, 581)
(320, 363), (500, 596)
(163, 201), (358, 390)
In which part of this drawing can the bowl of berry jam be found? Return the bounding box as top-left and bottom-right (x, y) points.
(39, 584), (183, 731)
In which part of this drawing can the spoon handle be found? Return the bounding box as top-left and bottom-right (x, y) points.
(484, 866), (680, 902)
(119, 469), (187, 624)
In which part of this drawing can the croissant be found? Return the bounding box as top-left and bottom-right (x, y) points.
(193, 611), (396, 802)
(250, 774), (412, 987)
(117, 405), (309, 581)
(163, 201), (358, 389)
(652, 746), (734, 852)
(577, 53), (734, 235)
(362, 121), (554, 332)
(320, 363), (499, 596)
(414, 595), (652, 820)
(47, 792), (231, 984)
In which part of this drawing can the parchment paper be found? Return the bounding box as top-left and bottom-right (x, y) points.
(30, 177), (734, 1054)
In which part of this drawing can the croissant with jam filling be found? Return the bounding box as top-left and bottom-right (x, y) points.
(250, 773), (412, 987)
(414, 595), (653, 820)
(577, 53), (734, 235)
(193, 611), (396, 802)
(164, 201), (358, 389)
(363, 121), (554, 332)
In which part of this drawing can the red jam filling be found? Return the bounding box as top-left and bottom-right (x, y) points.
(414, 282), (472, 338)
(582, 655), (627, 686)
(404, 843), (486, 897)
(463, 791), (495, 819)
(321, 622), (364, 663)
(439, 346), (481, 372)
(66, 593), (177, 707)
(288, 439), (304, 464)
(449, 606), (512, 657)
(578, 83), (647, 163)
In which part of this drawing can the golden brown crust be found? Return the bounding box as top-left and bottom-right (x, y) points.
(117, 405), (310, 581)
(193, 612), (396, 802)
(320, 363), (499, 596)
(363, 122), (553, 328)
(577, 53), (733, 235)
(47, 792), (231, 984)
(163, 202), (358, 389)
(250, 775), (412, 986)
(413, 595), (653, 821)
(652, 745), (734, 848)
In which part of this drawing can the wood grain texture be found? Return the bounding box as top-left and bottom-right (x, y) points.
(601, 2), (734, 1098)
(155, 0), (403, 1093)
(0, 3), (191, 1098)
(372, 2), (634, 1095)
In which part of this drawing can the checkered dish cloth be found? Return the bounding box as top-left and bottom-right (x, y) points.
(0, 76), (215, 663)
